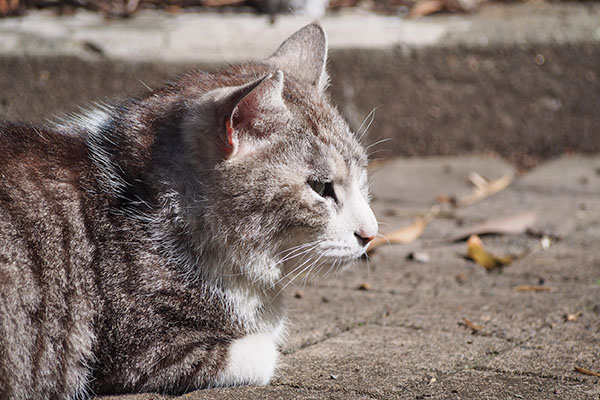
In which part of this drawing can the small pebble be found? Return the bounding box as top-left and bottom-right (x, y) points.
(330, 374), (338, 380)
(540, 236), (551, 250)
(321, 296), (330, 303)
(294, 291), (304, 299)
(358, 282), (371, 291)
(407, 251), (430, 263)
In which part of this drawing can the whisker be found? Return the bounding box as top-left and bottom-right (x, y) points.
(250, 240), (323, 286)
(365, 137), (392, 152)
(356, 106), (381, 144)
(375, 232), (391, 246)
(367, 148), (392, 158)
(271, 254), (320, 300)
(299, 251), (327, 286)
(322, 258), (340, 280)
(269, 243), (322, 288)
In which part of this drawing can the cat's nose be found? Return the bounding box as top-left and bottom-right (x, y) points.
(354, 230), (375, 247)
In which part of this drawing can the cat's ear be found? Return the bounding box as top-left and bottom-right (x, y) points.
(267, 24), (329, 94)
(217, 71), (287, 159)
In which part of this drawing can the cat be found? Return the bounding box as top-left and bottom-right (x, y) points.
(0, 24), (378, 399)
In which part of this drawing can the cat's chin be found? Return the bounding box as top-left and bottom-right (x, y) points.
(318, 244), (368, 262)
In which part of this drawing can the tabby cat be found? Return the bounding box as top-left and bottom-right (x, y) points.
(0, 24), (378, 398)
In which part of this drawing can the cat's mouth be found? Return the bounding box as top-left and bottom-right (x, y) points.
(319, 244), (367, 260)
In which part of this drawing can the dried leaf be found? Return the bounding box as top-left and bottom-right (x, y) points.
(466, 235), (512, 270)
(468, 172), (489, 190)
(368, 218), (427, 254)
(408, 0), (444, 18)
(436, 194), (458, 206)
(513, 285), (552, 292)
(461, 317), (482, 331)
(574, 367), (600, 378)
(458, 173), (513, 207)
(451, 211), (538, 241)
(203, 0), (245, 6)
(567, 311), (583, 322)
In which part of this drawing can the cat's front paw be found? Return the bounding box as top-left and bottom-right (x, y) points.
(215, 332), (279, 386)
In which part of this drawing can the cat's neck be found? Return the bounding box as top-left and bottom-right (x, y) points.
(143, 165), (289, 335)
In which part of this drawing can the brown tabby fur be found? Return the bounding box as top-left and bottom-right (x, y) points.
(0, 24), (375, 399)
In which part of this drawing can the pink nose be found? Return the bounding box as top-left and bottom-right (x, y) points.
(354, 231), (375, 247)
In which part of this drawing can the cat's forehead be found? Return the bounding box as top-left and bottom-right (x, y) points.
(292, 92), (367, 173)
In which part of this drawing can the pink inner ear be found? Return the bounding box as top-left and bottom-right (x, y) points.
(225, 119), (234, 148)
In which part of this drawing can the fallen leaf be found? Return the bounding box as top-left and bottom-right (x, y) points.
(436, 194), (457, 206)
(567, 311), (583, 322)
(574, 367), (600, 378)
(461, 317), (483, 332)
(408, 0), (484, 18)
(459, 173), (513, 207)
(368, 218), (427, 254)
(513, 285), (552, 292)
(451, 212), (538, 241)
(466, 235), (512, 270)
(408, 0), (444, 18)
(203, 0), (245, 6)
(468, 171), (489, 189)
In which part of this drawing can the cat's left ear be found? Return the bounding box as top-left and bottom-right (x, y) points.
(267, 24), (329, 94)
(218, 71), (288, 159)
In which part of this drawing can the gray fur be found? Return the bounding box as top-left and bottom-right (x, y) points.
(0, 24), (376, 399)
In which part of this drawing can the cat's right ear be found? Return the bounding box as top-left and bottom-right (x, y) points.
(267, 24), (329, 94)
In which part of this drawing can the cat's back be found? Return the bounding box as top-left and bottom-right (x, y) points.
(0, 122), (99, 399)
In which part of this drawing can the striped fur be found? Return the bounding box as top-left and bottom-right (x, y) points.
(0, 24), (377, 399)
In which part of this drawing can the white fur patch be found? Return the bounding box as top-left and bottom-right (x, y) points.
(215, 328), (282, 387)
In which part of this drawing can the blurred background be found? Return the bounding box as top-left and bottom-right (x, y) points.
(0, 0), (598, 168)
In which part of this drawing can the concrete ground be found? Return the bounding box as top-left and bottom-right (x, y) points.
(94, 154), (600, 400)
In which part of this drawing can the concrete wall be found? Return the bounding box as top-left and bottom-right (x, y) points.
(1, 4), (599, 167)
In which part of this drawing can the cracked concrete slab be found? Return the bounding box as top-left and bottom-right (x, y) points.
(275, 325), (512, 398)
(416, 369), (600, 399)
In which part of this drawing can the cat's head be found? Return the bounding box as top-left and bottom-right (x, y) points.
(182, 25), (378, 285)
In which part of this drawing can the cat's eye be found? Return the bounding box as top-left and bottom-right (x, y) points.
(308, 180), (337, 202)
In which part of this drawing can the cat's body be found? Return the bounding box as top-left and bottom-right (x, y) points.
(0, 25), (378, 399)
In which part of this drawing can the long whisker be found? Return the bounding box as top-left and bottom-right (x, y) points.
(365, 137), (392, 152)
(268, 243), (322, 288)
(299, 251), (327, 286)
(270, 253), (321, 300)
(356, 106), (380, 144)
(367, 148), (392, 158)
(247, 241), (322, 285)
(275, 240), (321, 258)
